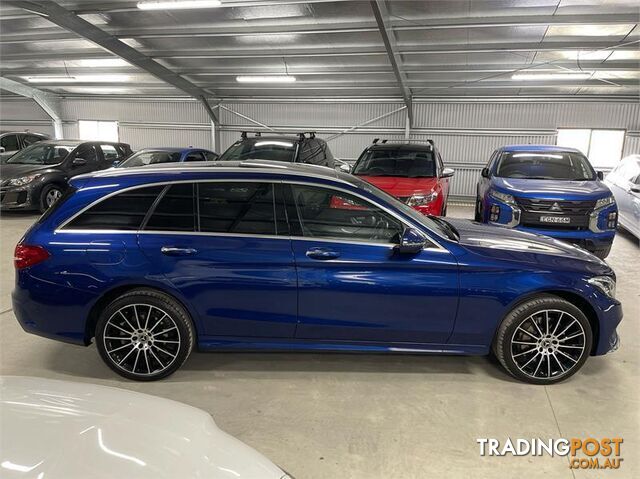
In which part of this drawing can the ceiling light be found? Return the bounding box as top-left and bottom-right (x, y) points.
(26, 74), (131, 83)
(560, 50), (610, 61)
(511, 72), (592, 81)
(547, 24), (635, 37)
(77, 58), (130, 67)
(236, 75), (296, 83)
(137, 0), (221, 10)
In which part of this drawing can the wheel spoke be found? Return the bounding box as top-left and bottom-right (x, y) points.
(148, 347), (165, 369)
(153, 344), (177, 359)
(132, 349), (141, 373)
(144, 349), (151, 374)
(148, 314), (168, 333)
(513, 348), (537, 358)
(532, 355), (545, 376)
(551, 353), (565, 373)
(104, 336), (129, 341)
(530, 316), (545, 338)
(117, 311), (137, 333)
(153, 339), (180, 344)
(560, 332), (584, 342)
(517, 326), (540, 340)
(558, 344), (584, 349)
(556, 319), (577, 339)
(118, 346), (137, 365)
(556, 349), (579, 363)
(144, 305), (152, 330)
(547, 354), (551, 378)
(108, 322), (133, 335)
(545, 311), (550, 335)
(551, 312), (563, 336)
(107, 343), (133, 354)
(153, 326), (177, 337)
(133, 305), (142, 329)
(513, 340), (537, 345)
(520, 351), (541, 369)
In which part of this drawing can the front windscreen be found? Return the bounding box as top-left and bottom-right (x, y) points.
(218, 139), (297, 162)
(118, 150), (182, 167)
(6, 143), (74, 165)
(495, 151), (596, 180)
(352, 149), (436, 178)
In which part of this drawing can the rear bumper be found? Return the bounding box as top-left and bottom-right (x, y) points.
(12, 273), (95, 346)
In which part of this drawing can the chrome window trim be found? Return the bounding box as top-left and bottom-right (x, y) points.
(56, 177), (450, 253)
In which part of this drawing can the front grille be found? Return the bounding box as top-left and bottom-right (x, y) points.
(516, 197), (595, 230)
(516, 197), (596, 215)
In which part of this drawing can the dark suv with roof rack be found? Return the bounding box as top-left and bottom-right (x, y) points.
(217, 131), (335, 168)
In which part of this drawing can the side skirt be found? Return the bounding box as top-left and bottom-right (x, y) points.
(197, 337), (489, 355)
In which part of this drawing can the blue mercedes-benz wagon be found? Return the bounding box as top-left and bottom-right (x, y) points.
(13, 161), (622, 384)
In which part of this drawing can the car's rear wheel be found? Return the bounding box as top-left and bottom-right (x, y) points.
(591, 245), (612, 259)
(95, 289), (194, 381)
(493, 295), (592, 384)
(39, 184), (63, 212)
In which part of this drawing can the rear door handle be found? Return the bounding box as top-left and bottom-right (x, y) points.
(161, 246), (198, 256)
(306, 247), (340, 260)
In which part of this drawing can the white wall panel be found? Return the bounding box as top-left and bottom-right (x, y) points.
(0, 97), (54, 135)
(120, 126), (212, 151)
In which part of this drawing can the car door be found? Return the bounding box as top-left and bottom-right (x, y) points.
(67, 144), (100, 176)
(285, 183), (459, 344)
(0, 134), (20, 160)
(138, 180), (298, 339)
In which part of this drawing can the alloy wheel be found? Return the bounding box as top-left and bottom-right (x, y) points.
(510, 309), (586, 380)
(102, 303), (181, 377)
(45, 188), (62, 207)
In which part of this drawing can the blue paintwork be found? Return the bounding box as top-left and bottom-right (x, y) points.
(476, 145), (617, 252)
(13, 161), (622, 360)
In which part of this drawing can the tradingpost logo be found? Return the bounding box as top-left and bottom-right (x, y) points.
(477, 437), (623, 470)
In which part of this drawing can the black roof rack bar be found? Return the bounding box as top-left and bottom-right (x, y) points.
(372, 138), (379, 144)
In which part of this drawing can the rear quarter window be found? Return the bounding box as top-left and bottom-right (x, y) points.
(64, 185), (164, 230)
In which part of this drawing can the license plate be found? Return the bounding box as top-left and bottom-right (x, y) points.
(540, 215), (570, 224)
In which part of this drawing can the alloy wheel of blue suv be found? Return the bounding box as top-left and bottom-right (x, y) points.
(12, 160), (622, 383)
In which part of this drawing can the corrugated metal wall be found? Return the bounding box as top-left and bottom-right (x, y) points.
(0, 97), (55, 136)
(4, 95), (639, 197)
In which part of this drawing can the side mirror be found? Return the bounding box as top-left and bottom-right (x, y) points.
(597, 171), (604, 180)
(112, 160), (121, 167)
(481, 167), (490, 178)
(631, 185), (640, 194)
(395, 227), (427, 254)
(72, 157), (87, 167)
(441, 167), (455, 178)
(334, 159), (351, 173)
(0, 146), (5, 153)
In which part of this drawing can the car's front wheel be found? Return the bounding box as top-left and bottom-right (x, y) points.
(474, 195), (482, 222)
(95, 288), (195, 381)
(39, 184), (63, 212)
(493, 295), (592, 384)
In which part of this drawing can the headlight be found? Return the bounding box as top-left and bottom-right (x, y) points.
(7, 174), (41, 186)
(587, 276), (616, 299)
(406, 191), (437, 206)
(595, 195), (615, 209)
(489, 190), (516, 205)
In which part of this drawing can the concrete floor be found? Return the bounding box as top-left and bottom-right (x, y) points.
(1, 205), (638, 479)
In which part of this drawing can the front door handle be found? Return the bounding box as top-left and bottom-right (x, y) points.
(306, 247), (340, 260)
(161, 246), (198, 256)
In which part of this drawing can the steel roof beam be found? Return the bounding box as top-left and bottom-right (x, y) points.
(0, 76), (63, 138)
(370, 0), (413, 125)
(6, 0), (219, 124)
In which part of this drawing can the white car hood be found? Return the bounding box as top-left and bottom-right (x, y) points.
(0, 377), (285, 479)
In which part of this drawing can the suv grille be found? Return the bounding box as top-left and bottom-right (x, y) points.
(516, 197), (596, 230)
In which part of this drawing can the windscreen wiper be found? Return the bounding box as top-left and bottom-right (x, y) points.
(428, 215), (460, 242)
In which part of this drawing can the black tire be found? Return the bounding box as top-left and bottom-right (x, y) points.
(441, 203), (448, 216)
(95, 288), (195, 381)
(474, 196), (482, 222)
(591, 245), (612, 259)
(493, 295), (592, 385)
(39, 184), (63, 213)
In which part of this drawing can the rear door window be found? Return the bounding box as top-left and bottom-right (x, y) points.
(145, 183), (196, 232)
(1, 134), (19, 151)
(64, 185), (164, 230)
(184, 151), (205, 162)
(197, 182), (284, 235)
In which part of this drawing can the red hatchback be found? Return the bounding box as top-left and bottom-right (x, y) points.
(351, 140), (454, 216)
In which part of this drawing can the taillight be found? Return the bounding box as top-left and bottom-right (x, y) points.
(14, 244), (50, 269)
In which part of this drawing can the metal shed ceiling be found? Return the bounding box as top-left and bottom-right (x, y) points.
(1, 0), (638, 100)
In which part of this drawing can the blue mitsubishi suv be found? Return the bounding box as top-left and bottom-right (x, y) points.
(476, 145), (617, 258)
(13, 161), (621, 384)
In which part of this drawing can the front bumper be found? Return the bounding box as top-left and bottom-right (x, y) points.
(593, 299), (623, 356)
(0, 184), (38, 210)
(514, 225), (615, 251)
